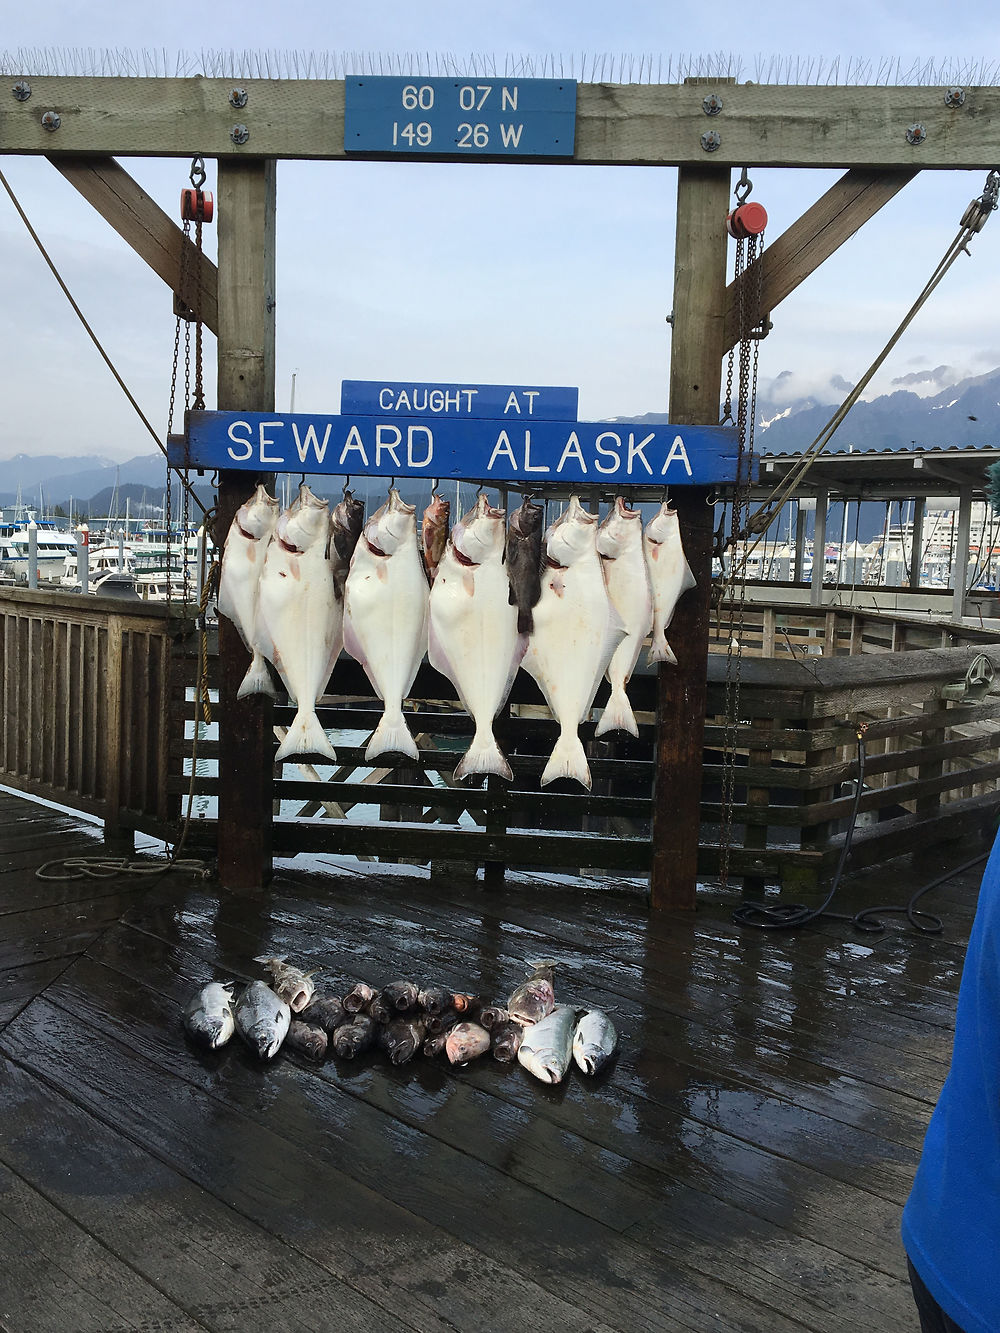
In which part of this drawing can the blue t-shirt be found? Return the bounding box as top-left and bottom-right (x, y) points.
(902, 831), (1000, 1333)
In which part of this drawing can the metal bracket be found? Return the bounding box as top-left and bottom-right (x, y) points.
(940, 652), (997, 702)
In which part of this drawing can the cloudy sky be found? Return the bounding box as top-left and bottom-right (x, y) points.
(1, 0), (999, 461)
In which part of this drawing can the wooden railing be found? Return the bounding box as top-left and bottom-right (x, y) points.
(4, 585), (999, 889)
(0, 587), (193, 844)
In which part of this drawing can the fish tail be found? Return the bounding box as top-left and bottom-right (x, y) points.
(236, 651), (276, 700)
(540, 732), (591, 790)
(595, 686), (638, 738)
(647, 629), (678, 665)
(274, 710), (337, 763)
(366, 712), (419, 762)
(454, 732), (513, 782)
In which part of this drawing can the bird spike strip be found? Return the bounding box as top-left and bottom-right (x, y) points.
(2, 48), (1000, 86)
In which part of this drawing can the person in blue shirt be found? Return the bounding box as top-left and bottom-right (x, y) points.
(901, 831), (1000, 1333)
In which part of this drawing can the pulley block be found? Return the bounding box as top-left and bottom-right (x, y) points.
(180, 188), (214, 223)
(726, 201), (768, 239)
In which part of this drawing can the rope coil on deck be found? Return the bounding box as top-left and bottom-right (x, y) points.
(35, 855), (211, 881)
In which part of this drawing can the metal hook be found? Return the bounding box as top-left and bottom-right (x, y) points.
(431, 477), (439, 494)
(189, 155), (207, 190)
(734, 165), (752, 205)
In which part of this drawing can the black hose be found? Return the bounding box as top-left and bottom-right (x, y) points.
(732, 727), (988, 936)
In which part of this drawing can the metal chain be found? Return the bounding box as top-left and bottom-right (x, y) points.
(719, 196), (766, 891)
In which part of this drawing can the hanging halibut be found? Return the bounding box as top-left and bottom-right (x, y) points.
(429, 493), (526, 781)
(595, 497), (653, 737)
(521, 497), (626, 789)
(644, 501), (696, 664)
(330, 489), (365, 601)
(217, 484), (280, 699)
(343, 488), (429, 762)
(256, 485), (341, 763)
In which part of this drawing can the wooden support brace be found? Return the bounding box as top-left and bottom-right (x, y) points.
(722, 168), (918, 351)
(49, 156), (219, 332)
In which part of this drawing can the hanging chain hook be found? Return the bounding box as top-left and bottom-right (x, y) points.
(734, 166), (753, 206)
(189, 155), (207, 190)
(342, 474), (351, 497)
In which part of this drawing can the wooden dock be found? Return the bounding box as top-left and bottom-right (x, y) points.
(0, 786), (986, 1332)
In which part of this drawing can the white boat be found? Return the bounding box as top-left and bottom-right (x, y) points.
(0, 521), (78, 581)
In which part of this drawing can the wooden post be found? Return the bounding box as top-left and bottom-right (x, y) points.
(216, 159), (277, 891)
(650, 162), (730, 910)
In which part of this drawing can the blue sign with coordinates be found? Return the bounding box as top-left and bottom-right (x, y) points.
(176, 410), (747, 488)
(341, 380), (579, 421)
(344, 77), (576, 157)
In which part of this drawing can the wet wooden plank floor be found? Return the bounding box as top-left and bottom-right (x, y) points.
(0, 786), (986, 1332)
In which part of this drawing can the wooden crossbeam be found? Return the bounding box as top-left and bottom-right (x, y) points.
(49, 156), (219, 332)
(0, 80), (994, 167)
(722, 168), (919, 351)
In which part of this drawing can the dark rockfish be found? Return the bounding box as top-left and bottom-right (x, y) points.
(332, 1014), (377, 1058)
(183, 981), (235, 1050)
(478, 1004), (509, 1030)
(421, 492), (451, 584)
(424, 1008), (461, 1037)
(330, 491), (365, 600)
(380, 980), (420, 1012)
(451, 992), (484, 1016)
(253, 954), (316, 1013)
(417, 986), (453, 1015)
(506, 497), (544, 634)
(507, 962), (556, 1025)
(365, 995), (393, 1025)
(445, 1021), (491, 1065)
(299, 994), (348, 1034)
(343, 982), (378, 1013)
(423, 1031), (450, 1057)
(285, 1020), (329, 1062)
(378, 1017), (426, 1066)
(491, 1019), (524, 1063)
(234, 981), (290, 1060)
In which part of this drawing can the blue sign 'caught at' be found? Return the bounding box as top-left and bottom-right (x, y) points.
(344, 77), (576, 158)
(177, 411), (747, 488)
(341, 380), (579, 421)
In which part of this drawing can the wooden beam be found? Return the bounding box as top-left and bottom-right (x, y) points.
(49, 156), (219, 332)
(722, 168), (918, 350)
(650, 162), (731, 911)
(215, 158), (276, 892)
(3, 79), (998, 167)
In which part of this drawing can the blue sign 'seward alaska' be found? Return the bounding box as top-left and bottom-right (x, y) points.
(176, 411), (747, 487)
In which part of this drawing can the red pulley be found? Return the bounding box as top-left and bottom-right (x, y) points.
(180, 188), (214, 223)
(727, 201), (767, 239)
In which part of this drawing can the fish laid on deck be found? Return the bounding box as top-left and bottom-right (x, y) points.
(644, 500), (696, 664)
(521, 496), (626, 789)
(572, 1009), (618, 1075)
(429, 493), (526, 782)
(517, 1004), (577, 1084)
(507, 962), (557, 1025)
(421, 490), (451, 584)
(380, 979), (420, 1012)
(445, 1021), (492, 1065)
(284, 1019), (328, 1061)
(330, 489), (365, 601)
(343, 488), (429, 762)
(378, 1016), (426, 1065)
(417, 985), (453, 1015)
(182, 981), (235, 1049)
(332, 1013), (377, 1058)
(299, 994), (348, 1033)
(490, 1019), (524, 1063)
(343, 981), (378, 1013)
(217, 484), (280, 699)
(234, 981), (291, 1060)
(256, 485), (341, 762)
(595, 496), (653, 737)
(253, 955), (316, 1013)
(505, 496), (544, 634)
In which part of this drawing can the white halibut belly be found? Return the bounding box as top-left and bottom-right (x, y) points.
(603, 548), (653, 685)
(343, 542), (428, 711)
(257, 551), (342, 707)
(523, 560), (620, 726)
(429, 555), (521, 722)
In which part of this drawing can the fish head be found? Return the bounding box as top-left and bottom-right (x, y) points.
(247, 1022), (282, 1059)
(452, 494), (506, 565)
(332, 494), (365, 541)
(644, 501), (681, 550)
(545, 496), (597, 567)
(508, 978), (555, 1024)
(235, 485), (280, 541)
(596, 496), (642, 558)
(520, 1049), (561, 1083)
(509, 497), (543, 538)
(445, 1022), (490, 1064)
(422, 493), (451, 530)
(280, 488), (331, 552)
(365, 488), (416, 556)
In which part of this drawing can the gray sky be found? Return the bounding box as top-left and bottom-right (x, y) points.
(2, 0), (999, 461)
